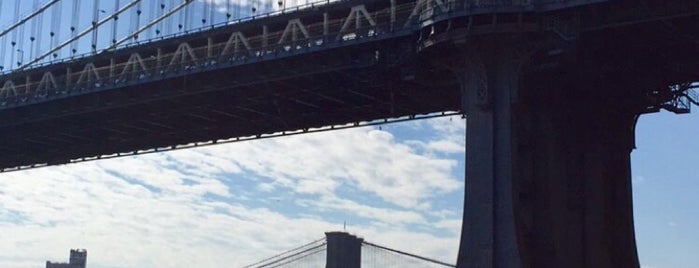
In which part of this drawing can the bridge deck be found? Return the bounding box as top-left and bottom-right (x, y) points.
(0, 0), (697, 171)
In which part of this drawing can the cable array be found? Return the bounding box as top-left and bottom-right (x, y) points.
(0, 0), (326, 73)
(362, 241), (456, 268)
(241, 237), (327, 268)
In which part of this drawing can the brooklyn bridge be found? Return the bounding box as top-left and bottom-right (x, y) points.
(0, 0), (697, 267)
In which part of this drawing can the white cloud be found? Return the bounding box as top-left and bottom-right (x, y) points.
(403, 116), (466, 155)
(0, 118), (464, 268)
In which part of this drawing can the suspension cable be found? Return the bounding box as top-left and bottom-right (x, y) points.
(236, 0), (241, 20)
(164, 0), (172, 34)
(130, 1), (143, 42)
(35, 0), (44, 62)
(20, 0), (143, 69)
(136, 1), (143, 40)
(10, 0), (20, 68)
(241, 237), (326, 268)
(362, 241), (456, 267)
(91, 0), (100, 52)
(147, 0), (156, 39)
(202, 0), (209, 25)
(0, 0), (61, 41)
(155, 1), (164, 36)
(185, 0), (193, 30)
(70, 0), (81, 55)
(108, 0), (193, 50)
(178, 0), (185, 31)
(50, 0), (62, 59)
(226, 0), (232, 21)
(0, 1), (5, 70)
(17, 4), (26, 67)
(30, 0), (39, 60)
(112, 0), (121, 45)
(208, 0), (215, 25)
(263, 243), (327, 268)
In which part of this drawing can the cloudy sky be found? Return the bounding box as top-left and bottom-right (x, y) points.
(0, 0), (696, 268)
(0, 110), (696, 268)
(0, 116), (466, 268)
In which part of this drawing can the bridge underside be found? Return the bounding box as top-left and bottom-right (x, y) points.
(0, 37), (459, 168)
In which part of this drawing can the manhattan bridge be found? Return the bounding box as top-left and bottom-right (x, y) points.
(0, 0), (698, 267)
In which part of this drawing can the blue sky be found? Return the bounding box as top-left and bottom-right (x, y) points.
(633, 110), (699, 268)
(0, 1), (696, 268)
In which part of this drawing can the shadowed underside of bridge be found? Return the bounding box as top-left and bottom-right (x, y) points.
(0, 0), (468, 169)
(0, 36), (459, 168)
(0, 0), (698, 267)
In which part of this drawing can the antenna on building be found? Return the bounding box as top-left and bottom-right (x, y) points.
(343, 221), (346, 231)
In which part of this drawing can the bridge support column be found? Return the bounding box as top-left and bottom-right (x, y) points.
(456, 43), (640, 268)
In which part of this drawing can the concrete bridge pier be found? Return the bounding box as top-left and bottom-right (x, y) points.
(456, 41), (640, 268)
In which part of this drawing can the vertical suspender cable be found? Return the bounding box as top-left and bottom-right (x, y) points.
(226, 0), (231, 22)
(17, 3), (27, 67)
(35, 0), (44, 62)
(91, 0), (100, 52)
(0, 0), (61, 41)
(11, 0), (20, 69)
(165, 0), (172, 34)
(178, 0), (185, 31)
(129, 1), (139, 41)
(236, 0), (241, 20)
(185, 0), (192, 31)
(50, 0), (62, 59)
(0, 1), (5, 70)
(129, 1), (138, 40)
(18, 24), (25, 67)
(107, 0), (192, 50)
(201, 0), (208, 25)
(210, 0), (215, 26)
(71, 0), (81, 55)
(30, 0), (39, 60)
(112, 0), (121, 44)
(136, 1), (143, 40)
(148, 0), (156, 39)
(157, 1), (166, 36)
(21, 0), (142, 69)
